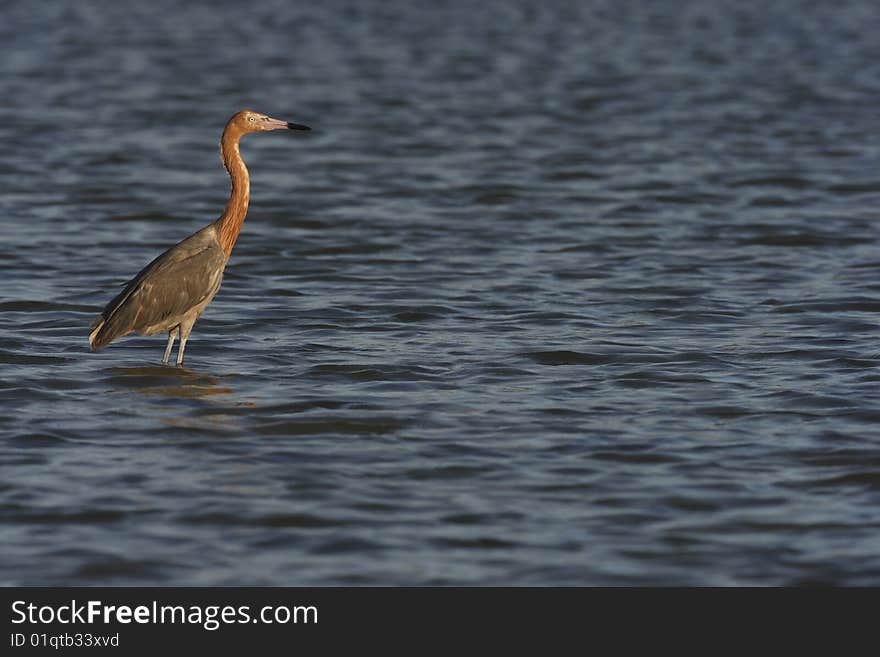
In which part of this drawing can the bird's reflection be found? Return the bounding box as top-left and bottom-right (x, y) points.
(105, 365), (233, 399)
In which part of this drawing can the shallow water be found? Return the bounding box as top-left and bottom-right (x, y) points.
(2, 0), (880, 585)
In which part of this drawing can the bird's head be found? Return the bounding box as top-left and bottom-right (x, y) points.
(228, 109), (311, 134)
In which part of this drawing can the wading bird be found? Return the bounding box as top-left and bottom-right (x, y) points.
(89, 110), (311, 365)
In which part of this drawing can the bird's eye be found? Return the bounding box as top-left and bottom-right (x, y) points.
(248, 116), (255, 122)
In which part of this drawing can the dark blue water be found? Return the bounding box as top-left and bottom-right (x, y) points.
(2, 0), (879, 585)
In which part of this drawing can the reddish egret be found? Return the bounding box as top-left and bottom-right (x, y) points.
(88, 110), (311, 365)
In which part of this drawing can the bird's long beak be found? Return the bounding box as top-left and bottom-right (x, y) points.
(264, 116), (311, 131)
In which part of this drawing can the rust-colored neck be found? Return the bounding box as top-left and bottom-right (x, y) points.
(215, 123), (250, 257)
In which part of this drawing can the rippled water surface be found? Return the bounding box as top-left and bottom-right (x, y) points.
(2, 0), (880, 585)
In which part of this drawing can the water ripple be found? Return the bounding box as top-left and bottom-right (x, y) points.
(2, 0), (879, 586)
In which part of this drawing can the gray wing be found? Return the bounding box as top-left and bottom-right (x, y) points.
(89, 229), (227, 350)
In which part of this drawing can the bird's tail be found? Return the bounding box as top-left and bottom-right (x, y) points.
(88, 315), (108, 351)
(88, 310), (134, 351)
(89, 276), (143, 352)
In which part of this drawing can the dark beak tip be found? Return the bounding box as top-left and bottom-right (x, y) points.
(287, 122), (311, 131)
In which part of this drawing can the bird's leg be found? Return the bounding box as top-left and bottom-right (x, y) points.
(176, 336), (188, 366)
(175, 318), (197, 367)
(163, 329), (178, 365)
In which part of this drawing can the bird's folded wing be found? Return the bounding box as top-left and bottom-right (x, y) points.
(90, 235), (227, 347)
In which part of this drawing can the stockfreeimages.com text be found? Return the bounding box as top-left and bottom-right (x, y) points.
(11, 600), (317, 631)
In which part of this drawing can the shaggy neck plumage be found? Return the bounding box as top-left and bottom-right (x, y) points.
(216, 126), (250, 257)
